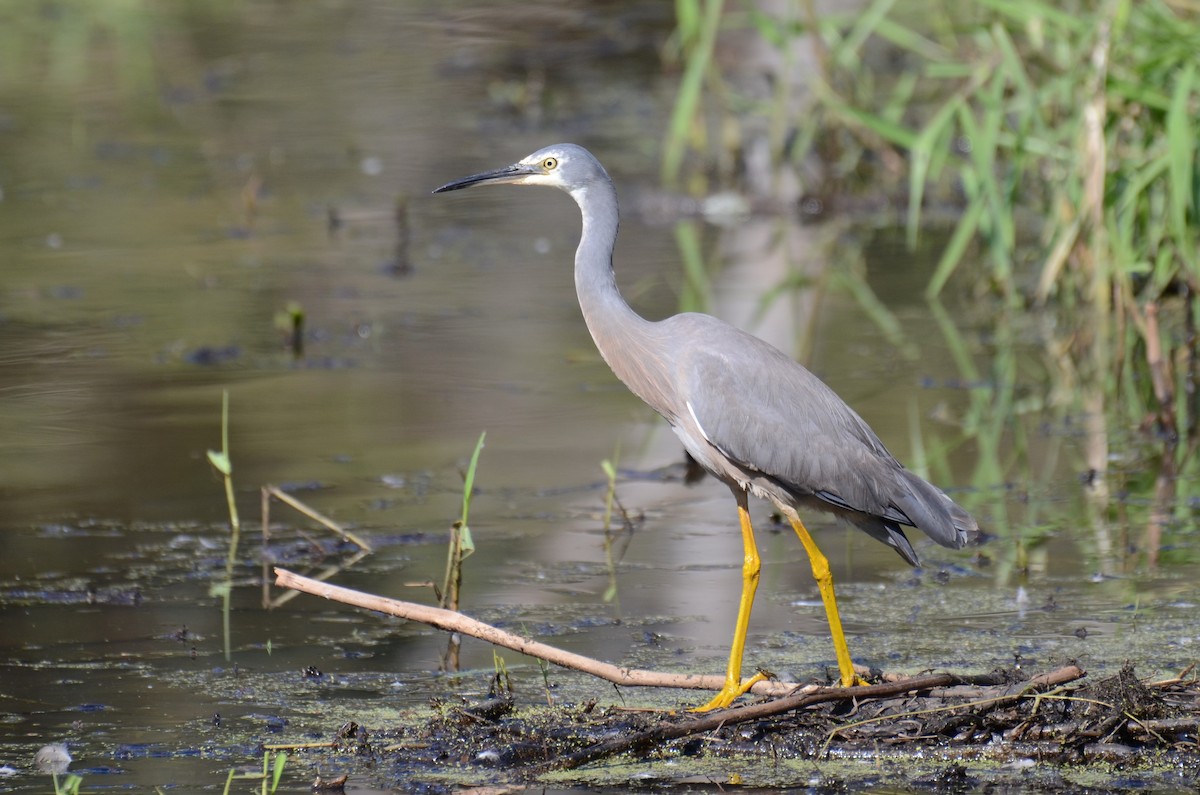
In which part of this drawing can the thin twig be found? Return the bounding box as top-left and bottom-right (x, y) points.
(263, 486), (374, 552)
(1147, 662), (1196, 688)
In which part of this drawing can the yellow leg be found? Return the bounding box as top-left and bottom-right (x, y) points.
(789, 516), (866, 687)
(693, 500), (769, 711)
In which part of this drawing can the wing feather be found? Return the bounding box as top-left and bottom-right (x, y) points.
(667, 314), (975, 553)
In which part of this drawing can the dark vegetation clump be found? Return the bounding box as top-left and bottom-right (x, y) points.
(295, 663), (1199, 789)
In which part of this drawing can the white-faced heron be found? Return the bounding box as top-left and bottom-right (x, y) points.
(434, 144), (979, 710)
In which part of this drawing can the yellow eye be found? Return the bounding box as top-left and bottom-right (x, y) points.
(542, 157), (558, 170)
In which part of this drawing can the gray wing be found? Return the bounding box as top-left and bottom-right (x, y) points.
(670, 315), (975, 559)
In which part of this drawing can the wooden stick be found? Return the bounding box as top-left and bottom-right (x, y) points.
(275, 567), (807, 698)
(275, 569), (1078, 710)
(536, 664), (1086, 773)
(264, 486), (374, 552)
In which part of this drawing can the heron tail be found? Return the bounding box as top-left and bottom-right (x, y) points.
(891, 468), (979, 550)
(843, 469), (977, 567)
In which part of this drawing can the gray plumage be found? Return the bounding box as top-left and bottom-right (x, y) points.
(436, 143), (977, 565)
(437, 143), (980, 705)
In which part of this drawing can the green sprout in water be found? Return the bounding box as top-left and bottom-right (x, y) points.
(537, 655), (553, 707)
(273, 301), (305, 358)
(599, 456), (621, 610)
(600, 440), (636, 612)
(439, 432), (485, 671)
(222, 751), (286, 795)
(491, 649), (513, 697)
(206, 390), (240, 662)
(440, 431), (485, 611)
(52, 773), (83, 795)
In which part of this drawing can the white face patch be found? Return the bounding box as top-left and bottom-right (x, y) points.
(515, 162), (563, 188)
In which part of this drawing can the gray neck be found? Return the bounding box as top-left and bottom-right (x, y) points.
(568, 181), (663, 407)
(570, 181), (647, 341)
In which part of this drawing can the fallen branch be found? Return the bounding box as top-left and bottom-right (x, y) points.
(535, 664), (1086, 772)
(275, 567), (806, 697)
(275, 568), (1069, 709)
(263, 487), (373, 609)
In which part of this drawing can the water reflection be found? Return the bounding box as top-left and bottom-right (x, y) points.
(0, 1), (1194, 792)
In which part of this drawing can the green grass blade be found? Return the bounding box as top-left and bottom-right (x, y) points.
(927, 298), (982, 390)
(833, 267), (917, 359)
(674, 220), (711, 313)
(1167, 62), (1195, 258)
(974, 65), (1011, 250)
(973, 0), (1089, 34)
(833, 0), (897, 68)
(872, 16), (949, 62)
(881, 72), (918, 127)
(816, 81), (918, 148)
(907, 94), (962, 247)
(675, 0), (700, 43)
(600, 458), (617, 530)
(662, 0), (724, 186)
(991, 22), (1035, 106)
(1108, 76), (1171, 112)
(269, 752), (287, 793)
(460, 431), (486, 528)
(926, 197), (984, 299)
(1116, 153), (1170, 215)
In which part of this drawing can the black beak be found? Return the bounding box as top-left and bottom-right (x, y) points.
(433, 162), (538, 194)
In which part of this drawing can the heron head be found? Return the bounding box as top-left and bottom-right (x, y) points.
(433, 143), (608, 195)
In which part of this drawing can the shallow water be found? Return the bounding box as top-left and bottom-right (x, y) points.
(1, 2), (1196, 792)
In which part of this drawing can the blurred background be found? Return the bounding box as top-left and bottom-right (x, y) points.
(1, 0), (1197, 791)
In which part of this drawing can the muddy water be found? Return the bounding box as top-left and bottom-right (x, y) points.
(1, 2), (1196, 793)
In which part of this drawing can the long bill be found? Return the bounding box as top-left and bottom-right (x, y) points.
(432, 163), (537, 193)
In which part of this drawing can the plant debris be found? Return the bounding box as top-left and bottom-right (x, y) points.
(275, 662), (1199, 790)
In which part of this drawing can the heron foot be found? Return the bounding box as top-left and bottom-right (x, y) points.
(690, 670), (770, 712)
(839, 670), (870, 688)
